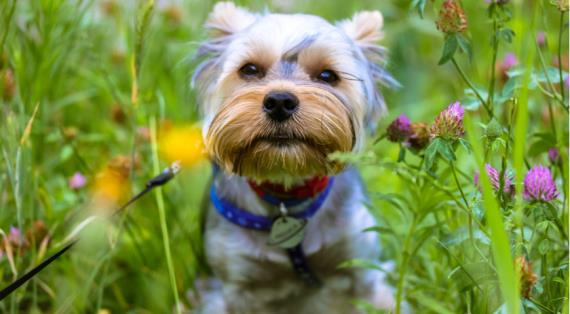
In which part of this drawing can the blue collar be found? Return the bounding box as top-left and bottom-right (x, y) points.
(209, 177), (335, 231)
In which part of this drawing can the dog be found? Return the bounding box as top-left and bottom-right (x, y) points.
(192, 3), (398, 313)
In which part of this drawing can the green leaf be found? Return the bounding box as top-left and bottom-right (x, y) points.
(424, 138), (441, 170)
(457, 33), (473, 61)
(438, 140), (457, 161)
(438, 34), (458, 65)
(397, 146), (406, 162)
(527, 132), (556, 157)
(499, 28), (515, 43)
(411, 0), (427, 18)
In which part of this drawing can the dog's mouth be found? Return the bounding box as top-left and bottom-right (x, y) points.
(254, 133), (314, 148)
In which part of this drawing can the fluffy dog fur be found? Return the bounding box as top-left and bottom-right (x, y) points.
(193, 3), (398, 313)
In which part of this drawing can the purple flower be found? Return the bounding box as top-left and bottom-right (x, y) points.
(430, 101), (465, 140)
(8, 226), (25, 247)
(475, 164), (514, 195)
(486, 164), (514, 194)
(548, 148), (559, 164)
(524, 165), (559, 202)
(536, 32), (546, 46)
(503, 53), (518, 69)
(69, 172), (87, 189)
(386, 114), (412, 142)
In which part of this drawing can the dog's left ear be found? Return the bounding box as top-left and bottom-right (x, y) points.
(338, 11), (384, 45)
(205, 2), (257, 38)
(338, 11), (397, 131)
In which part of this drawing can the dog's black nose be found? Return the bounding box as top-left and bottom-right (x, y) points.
(263, 91), (299, 122)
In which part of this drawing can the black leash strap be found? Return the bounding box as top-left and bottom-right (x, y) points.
(0, 162), (181, 301)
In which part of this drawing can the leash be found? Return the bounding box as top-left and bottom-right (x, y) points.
(210, 171), (334, 287)
(0, 162), (181, 301)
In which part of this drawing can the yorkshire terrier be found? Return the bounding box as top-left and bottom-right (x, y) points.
(192, 2), (398, 313)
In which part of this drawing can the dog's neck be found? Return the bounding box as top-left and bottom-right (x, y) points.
(212, 169), (332, 217)
(247, 176), (330, 205)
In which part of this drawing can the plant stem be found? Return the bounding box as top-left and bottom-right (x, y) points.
(150, 117), (181, 314)
(395, 216), (417, 314)
(536, 40), (568, 110)
(558, 11), (566, 102)
(451, 57), (493, 118)
(488, 18), (499, 109)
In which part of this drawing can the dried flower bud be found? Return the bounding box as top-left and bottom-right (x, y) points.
(164, 5), (183, 24)
(406, 122), (430, 151)
(515, 256), (538, 299)
(536, 31), (546, 46)
(523, 165), (559, 202)
(552, 0), (569, 11)
(386, 114), (412, 143)
(548, 148), (559, 164)
(496, 53), (518, 82)
(3, 69), (15, 101)
(111, 104), (127, 124)
(436, 0), (468, 34)
(430, 101), (465, 140)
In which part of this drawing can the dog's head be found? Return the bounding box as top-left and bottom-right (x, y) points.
(193, 2), (395, 182)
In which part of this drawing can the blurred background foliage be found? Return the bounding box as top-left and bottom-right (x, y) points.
(0, 0), (567, 313)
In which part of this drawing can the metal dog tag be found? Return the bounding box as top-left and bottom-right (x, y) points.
(268, 203), (307, 249)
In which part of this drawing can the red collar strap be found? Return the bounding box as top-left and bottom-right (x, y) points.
(248, 176), (331, 206)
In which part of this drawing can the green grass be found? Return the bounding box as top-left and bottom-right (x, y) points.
(0, 0), (568, 313)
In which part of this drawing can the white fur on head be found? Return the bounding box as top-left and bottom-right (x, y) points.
(206, 2), (257, 37)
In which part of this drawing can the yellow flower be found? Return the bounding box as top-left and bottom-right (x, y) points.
(159, 125), (205, 167)
(91, 155), (138, 212)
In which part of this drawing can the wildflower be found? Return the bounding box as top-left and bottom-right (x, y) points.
(552, 0), (569, 11)
(523, 165), (559, 201)
(69, 172), (87, 189)
(8, 226), (27, 248)
(436, 0), (468, 34)
(164, 5), (183, 24)
(159, 125), (205, 167)
(100, 0), (119, 16)
(386, 114), (412, 143)
(496, 53), (518, 82)
(91, 156), (138, 211)
(536, 32), (546, 46)
(474, 164), (514, 195)
(515, 256), (538, 299)
(548, 148), (559, 164)
(406, 122), (430, 151)
(430, 101), (465, 140)
(486, 164), (514, 195)
(137, 126), (151, 142)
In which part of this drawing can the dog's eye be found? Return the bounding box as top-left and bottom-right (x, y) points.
(239, 63), (263, 79)
(316, 69), (339, 84)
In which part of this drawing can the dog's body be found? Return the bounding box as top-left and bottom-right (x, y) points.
(199, 168), (394, 314)
(193, 3), (397, 313)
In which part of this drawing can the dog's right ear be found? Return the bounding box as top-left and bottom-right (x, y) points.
(205, 2), (256, 38)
